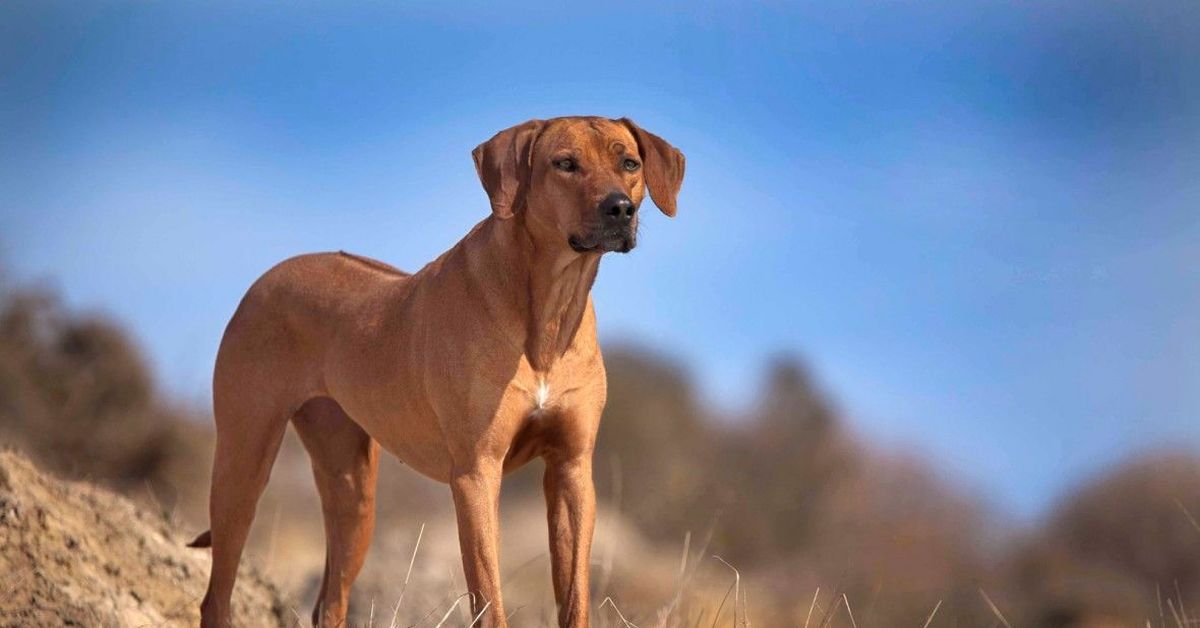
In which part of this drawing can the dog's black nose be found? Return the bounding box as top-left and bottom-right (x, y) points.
(599, 192), (636, 224)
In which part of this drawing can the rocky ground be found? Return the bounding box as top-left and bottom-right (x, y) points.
(0, 450), (287, 627)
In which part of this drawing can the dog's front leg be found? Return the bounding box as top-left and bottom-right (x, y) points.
(451, 462), (507, 626)
(544, 452), (596, 627)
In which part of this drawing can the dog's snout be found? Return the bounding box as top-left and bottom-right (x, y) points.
(599, 192), (636, 223)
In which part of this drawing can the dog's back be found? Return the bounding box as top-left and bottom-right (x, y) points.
(225, 250), (409, 337)
(332, 250), (411, 279)
(212, 251), (411, 421)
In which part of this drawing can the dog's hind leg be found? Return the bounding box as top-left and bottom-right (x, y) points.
(199, 378), (292, 627)
(293, 396), (380, 628)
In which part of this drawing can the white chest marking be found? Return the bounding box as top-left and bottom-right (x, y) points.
(534, 377), (551, 410)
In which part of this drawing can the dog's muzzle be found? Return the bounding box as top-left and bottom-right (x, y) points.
(569, 192), (638, 253)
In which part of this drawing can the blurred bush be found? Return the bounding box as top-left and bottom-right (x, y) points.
(1006, 453), (1200, 627)
(0, 280), (210, 509)
(594, 348), (996, 623)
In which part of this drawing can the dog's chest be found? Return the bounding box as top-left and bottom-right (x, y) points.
(509, 359), (601, 421)
(515, 374), (560, 417)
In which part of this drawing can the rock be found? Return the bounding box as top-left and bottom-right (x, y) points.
(0, 450), (287, 627)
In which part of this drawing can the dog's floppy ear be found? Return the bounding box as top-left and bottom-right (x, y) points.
(472, 119), (545, 219)
(620, 118), (686, 217)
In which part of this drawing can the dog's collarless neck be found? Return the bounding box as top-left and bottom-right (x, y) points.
(471, 216), (601, 371)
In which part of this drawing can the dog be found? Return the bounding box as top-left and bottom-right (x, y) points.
(189, 116), (685, 627)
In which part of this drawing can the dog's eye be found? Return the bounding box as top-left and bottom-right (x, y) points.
(553, 158), (578, 173)
(621, 158), (641, 172)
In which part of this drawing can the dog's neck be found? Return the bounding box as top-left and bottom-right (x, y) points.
(466, 215), (601, 372)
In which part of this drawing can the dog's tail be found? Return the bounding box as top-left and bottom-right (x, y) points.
(187, 529), (212, 548)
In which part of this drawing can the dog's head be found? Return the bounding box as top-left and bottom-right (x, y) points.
(473, 116), (685, 254)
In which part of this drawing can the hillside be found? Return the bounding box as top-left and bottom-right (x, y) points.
(0, 450), (286, 627)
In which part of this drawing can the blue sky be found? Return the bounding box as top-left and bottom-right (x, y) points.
(2, 1), (1197, 519)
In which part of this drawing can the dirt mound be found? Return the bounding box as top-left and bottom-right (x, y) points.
(0, 450), (287, 627)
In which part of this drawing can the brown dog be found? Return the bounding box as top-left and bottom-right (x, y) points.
(190, 116), (684, 627)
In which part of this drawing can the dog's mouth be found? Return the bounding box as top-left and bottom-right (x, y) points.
(569, 230), (636, 254)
